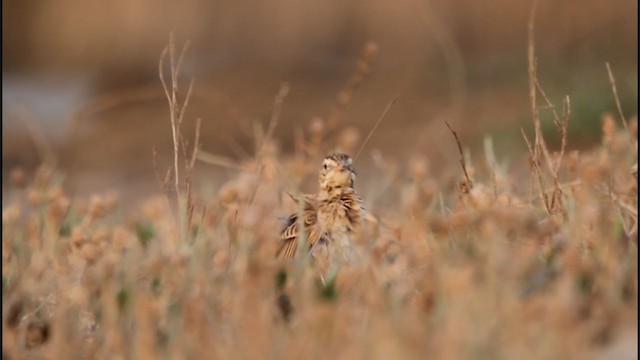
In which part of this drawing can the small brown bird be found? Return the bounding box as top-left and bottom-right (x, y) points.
(276, 153), (364, 261)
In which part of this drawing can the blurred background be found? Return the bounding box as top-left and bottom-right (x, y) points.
(2, 0), (638, 201)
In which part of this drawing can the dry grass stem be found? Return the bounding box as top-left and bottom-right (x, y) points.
(157, 32), (202, 242)
(196, 151), (252, 171)
(521, 128), (551, 214)
(605, 62), (629, 134)
(159, 33), (194, 197)
(445, 120), (473, 189)
(326, 41), (379, 130)
(354, 96), (399, 164)
(14, 106), (57, 167)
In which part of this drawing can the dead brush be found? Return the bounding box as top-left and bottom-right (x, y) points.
(4, 107), (638, 360)
(157, 32), (203, 246)
(2, 24), (639, 360)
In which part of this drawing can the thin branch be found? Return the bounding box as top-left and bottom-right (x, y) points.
(354, 95), (399, 164)
(159, 46), (172, 104)
(614, 196), (638, 217)
(530, 81), (571, 177)
(605, 62), (629, 133)
(529, 180), (583, 201)
(162, 168), (172, 194)
(197, 150), (252, 171)
(159, 33), (197, 202)
(176, 41), (192, 84)
(527, 0), (540, 160)
(259, 82), (290, 156)
(522, 128), (551, 214)
(294, 124), (306, 159)
(483, 136), (499, 200)
(151, 146), (166, 192)
(14, 106), (57, 167)
(554, 96), (571, 175)
(444, 120), (473, 189)
(189, 118), (202, 171)
(225, 136), (251, 159)
(185, 117), (202, 230)
(326, 41), (379, 130)
(534, 78), (562, 129)
(177, 78), (196, 126)
(526, 0), (566, 216)
(179, 133), (189, 167)
(414, 0), (466, 110)
(169, 34), (178, 115)
(20, 295), (55, 324)
(604, 174), (638, 238)
(243, 83), (291, 216)
(159, 42), (181, 195)
(67, 82), (239, 138)
(526, 0), (555, 178)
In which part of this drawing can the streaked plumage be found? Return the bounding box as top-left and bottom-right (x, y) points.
(275, 194), (323, 258)
(276, 153), (364, 260)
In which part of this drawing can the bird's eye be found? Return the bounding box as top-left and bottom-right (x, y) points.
(323, 164), (328, 170)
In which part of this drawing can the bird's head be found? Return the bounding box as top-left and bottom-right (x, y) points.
(319, 152), (356, 196)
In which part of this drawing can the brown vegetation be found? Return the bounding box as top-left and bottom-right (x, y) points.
(2, 14), (638, 360)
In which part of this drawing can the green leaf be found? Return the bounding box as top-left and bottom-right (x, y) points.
(317, 277), (338, 302)
(135, 222), (155, 248)
(117, 287), (129, 313)
(275, 269), (288, 291)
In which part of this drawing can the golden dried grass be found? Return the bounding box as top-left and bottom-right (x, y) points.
(2, 31), (638, 360)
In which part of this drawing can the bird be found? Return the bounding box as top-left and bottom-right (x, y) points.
(276, 152), (364, 261)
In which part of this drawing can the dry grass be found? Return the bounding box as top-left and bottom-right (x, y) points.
(2, 34), (638, 360)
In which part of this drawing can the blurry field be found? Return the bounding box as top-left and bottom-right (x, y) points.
(3, 0), (638, 198)
(3, 57), (638, 359)
(2, 1), (639, 359)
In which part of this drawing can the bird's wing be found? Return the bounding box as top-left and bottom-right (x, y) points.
(340, 192), (365, 226)
(276, 213), (301, 259)
(276, 196), (322, 259)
